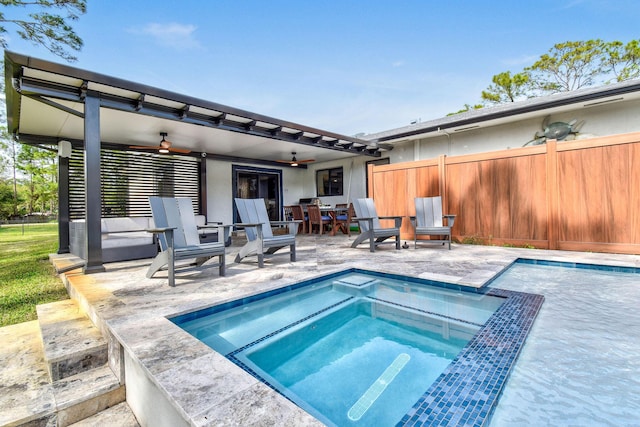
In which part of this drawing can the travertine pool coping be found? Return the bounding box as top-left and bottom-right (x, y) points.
(50, 234), (640, 426)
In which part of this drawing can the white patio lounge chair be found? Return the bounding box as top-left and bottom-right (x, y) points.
(351, 198), (402, 252)
(234, 198), (300, 267)
(410, 196), (456, 249)
(146, 197), (230, 286)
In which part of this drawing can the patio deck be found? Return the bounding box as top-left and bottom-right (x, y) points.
(3, 233), (640, 426)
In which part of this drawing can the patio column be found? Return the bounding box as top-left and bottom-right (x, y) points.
(83, 91), (105, 273)
(57, 140), (72, 254)
(199, 155), (207, 217)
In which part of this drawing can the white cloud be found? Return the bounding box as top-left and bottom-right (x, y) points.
(136, 22), (202, 50)
(392, 60), (405, 68)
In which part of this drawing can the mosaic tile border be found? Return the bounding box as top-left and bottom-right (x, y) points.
(516, 257), (640, 273)
(399, 288), (543, 427)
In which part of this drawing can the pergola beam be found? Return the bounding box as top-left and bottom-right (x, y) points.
(13, 74), (383, 157)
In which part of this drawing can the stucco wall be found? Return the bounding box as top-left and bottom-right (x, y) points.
(204, 155), (378, 222)
(387, 98), (640, 162)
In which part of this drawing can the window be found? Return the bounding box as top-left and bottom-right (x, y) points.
(316, 167), (343, 196)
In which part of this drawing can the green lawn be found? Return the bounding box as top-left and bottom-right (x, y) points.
(0, 223), (68, 327)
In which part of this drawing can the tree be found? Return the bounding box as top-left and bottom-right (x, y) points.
(602, 39), (640, 82)
(17, 144), (57, 215)
(475, 39), (640, 110)
(525, 39), (607, 94)
(481, 71), (530, 104)
(0, 0), (86, 62)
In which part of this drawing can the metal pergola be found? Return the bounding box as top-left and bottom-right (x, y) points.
(4, 51), (388, 272)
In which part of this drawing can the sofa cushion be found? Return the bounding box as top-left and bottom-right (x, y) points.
(102, 232), (153, 249)
(103, 218), (141, 233)
(103, 217), (150, 233)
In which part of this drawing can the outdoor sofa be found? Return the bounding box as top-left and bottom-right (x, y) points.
(69, 215), (224, 263)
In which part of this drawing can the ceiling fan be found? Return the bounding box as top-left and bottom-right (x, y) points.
(276, 151), (314, 167)
(129, 132), (191, 154)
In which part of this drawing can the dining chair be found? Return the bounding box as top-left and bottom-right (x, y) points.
(331, 203), (353, 236)
(290, 204), (307, 234)
(307, 204), (333, 235)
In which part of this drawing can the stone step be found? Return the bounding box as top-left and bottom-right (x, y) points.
(53, 364), (125, 427)
(67, 402), (140, 427)
(0, 318), (126, 427)
(0, 320), (56, 427)
(37, 299), (108, 382)
(49, 253), (85, 275)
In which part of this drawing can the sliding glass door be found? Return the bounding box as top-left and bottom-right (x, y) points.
(232, 165), (282, 222)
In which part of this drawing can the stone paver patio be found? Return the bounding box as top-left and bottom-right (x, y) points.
(3, 233), (640, 426)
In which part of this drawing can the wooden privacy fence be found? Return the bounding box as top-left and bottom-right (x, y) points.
(368, 132), (640, 255)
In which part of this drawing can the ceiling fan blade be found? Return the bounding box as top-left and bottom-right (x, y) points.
(297, 159), (315, 163)
(275, 159), (294, 164)
(168, 147), (191, 154)
(129, 145), (157, 150)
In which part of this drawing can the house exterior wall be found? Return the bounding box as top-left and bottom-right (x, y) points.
(204, 156), (375, 223)
(386, 98), (640, 162)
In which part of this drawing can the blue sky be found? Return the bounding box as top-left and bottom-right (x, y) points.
(5, 0), (640, 136)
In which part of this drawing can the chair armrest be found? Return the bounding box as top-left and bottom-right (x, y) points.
(234, 222), (262, 228)
(443, 214), (456, 228)
(146, 227), (176, 234)
(379, 215), (403, 227)
(198, 223), (233, 230)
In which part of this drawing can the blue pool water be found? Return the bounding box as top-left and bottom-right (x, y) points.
(243, 300), (469, 426)
(173, 269), (510, 426)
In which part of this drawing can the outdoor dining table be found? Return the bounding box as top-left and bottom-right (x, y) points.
(302, 205), (349, 236)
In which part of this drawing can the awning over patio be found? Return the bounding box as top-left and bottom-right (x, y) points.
(3, 50), (389, 273)
(4, 51), (387, 165)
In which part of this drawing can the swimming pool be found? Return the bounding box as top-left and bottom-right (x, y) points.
(487, 259), (640, 426)
(172, 268), (544, 426)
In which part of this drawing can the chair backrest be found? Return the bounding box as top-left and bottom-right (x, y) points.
(290, 205), (305, 221)
(235, 198), (274, 241)
(306, 204), (322, 223)
(353, 198), (381, 232)
(415, 196), (444, 228)
(149, 197), (201, 251)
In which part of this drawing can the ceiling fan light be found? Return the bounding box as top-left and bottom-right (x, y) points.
(291, 161), (299, 167)
(158, 148), (170, 154)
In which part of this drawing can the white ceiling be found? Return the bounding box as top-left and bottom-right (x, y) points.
(8, 54), (375, 165)
(17, 96), (357, 163)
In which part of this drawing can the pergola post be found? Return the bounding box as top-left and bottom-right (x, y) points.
(199, 156), (207, 217)
(83, 91), (105, 273)
(57, 141), (71, 254)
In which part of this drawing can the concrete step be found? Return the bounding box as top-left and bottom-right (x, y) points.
(0, 300), (126, 427)
(67, 402), (139, 427)
(0, 320), (56, 427)
(49, 253), (85, 275)
(37, 300), (108, 382)
(53, 365), (125, 427)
